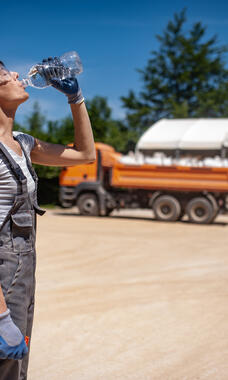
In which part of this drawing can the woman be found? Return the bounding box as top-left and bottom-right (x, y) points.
(0, 59), (95, 380)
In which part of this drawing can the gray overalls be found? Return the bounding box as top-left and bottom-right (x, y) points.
(0, 137), (45, 380)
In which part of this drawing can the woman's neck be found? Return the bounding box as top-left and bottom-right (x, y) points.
(0, 107), (16, 138)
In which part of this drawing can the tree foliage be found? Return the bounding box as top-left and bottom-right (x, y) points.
(15, 102), (60, 179)
(121, 9), (228, 139)
(86, 96), (130, 152)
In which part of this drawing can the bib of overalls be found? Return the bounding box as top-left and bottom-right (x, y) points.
(0, 136), (45, 304)
(0, 136), (45, 252)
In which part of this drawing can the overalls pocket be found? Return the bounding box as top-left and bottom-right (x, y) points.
(0, 253), (20, 299)
(11, 212), (33, 252)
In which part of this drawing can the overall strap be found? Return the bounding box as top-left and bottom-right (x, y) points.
(14, 135), (38, 183)
(0, 142), (28, 194)
(14, 135), (46, 216)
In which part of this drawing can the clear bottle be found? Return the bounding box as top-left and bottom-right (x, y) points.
(21, 51), (83, 89)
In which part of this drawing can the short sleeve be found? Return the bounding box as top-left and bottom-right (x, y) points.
(13, 131), (36, 157)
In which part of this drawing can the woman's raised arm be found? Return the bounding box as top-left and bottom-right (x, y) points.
(31, 101), (96, 167)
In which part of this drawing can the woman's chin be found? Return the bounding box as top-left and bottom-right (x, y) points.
(19, 91), (29, 104)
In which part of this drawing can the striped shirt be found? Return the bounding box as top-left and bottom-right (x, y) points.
(0, 131), (36, 226)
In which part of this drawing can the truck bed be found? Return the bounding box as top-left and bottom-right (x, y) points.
(111, 162), (228, 192)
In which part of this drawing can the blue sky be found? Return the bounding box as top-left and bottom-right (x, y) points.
(1, 0), (228, 124)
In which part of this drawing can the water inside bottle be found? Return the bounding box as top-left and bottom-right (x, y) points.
(21, 51), (83, 89)
(28, 64), (75, 88)
(26, 65), (49, 88)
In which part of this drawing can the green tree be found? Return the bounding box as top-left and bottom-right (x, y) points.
(86, 96), (111, 141)
(86, 96), (129, 152)
(121, 9), (228, 140)
(15, 102), (60, 179)
(25, 101), (46, 138)
(48, 117), (74, 145)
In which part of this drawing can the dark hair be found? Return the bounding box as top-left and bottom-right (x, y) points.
(0, 61), (5, 67)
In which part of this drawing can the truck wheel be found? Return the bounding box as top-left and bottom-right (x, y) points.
(186, 197), (215, 224)
(153, 195), (181, 222)
(77, 193), (99, 216)
(206, 194), (219, 220)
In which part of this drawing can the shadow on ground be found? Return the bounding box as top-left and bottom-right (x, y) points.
(52, 211), (228, 226)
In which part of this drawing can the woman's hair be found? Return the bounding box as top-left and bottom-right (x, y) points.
(0, 61), (5, 67)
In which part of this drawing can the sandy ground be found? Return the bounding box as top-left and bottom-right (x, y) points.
(28, 209), (228, 380)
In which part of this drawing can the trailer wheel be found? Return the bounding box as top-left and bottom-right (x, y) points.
(153, 195), (181, 222)
(186, 197), (215, 224)
(77, 193), (99, 216)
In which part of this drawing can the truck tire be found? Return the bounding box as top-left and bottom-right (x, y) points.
(186, 197), (215, 224)
(206, 194), (219, 220)
(77, 193), (99, 216)
(153, 195), (181, 222)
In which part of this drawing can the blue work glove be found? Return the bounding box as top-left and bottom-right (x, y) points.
(36, 57), (84, 104)
(0, 309), (28, 360)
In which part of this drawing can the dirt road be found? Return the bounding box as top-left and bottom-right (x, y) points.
(28, 209), (228, 380)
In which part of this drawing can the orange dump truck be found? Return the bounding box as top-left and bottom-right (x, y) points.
(59, 142), (228, 224)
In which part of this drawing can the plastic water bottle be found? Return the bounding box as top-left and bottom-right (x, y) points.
(21, 51), (83, 89)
